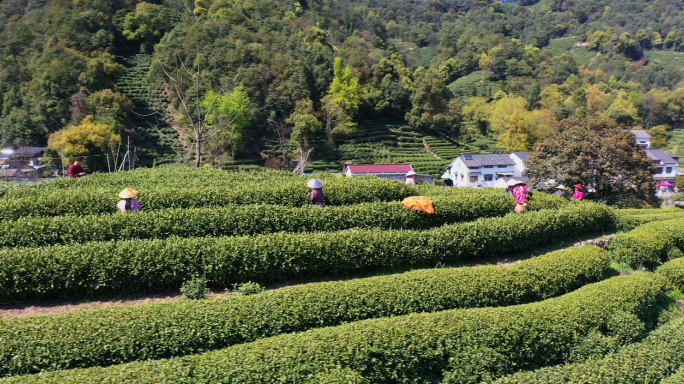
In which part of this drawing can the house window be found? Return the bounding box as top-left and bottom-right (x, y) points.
(484, 174), (493, 181)
(667, 167), (673, 174)
(484, 165), (494, 169)
(469, 176), (478, 182)
(656, 167), (663, 174)
(469, 167), (480, 170)
(497, 165), (507, 168)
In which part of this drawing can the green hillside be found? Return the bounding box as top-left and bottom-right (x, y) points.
(2, 0), (684, 171)
(543, 37), (596, 66)
(116, 54), (178, 166)
(222, 120), (497, 176)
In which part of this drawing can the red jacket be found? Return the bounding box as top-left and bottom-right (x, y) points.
(68, 164), (85, 178)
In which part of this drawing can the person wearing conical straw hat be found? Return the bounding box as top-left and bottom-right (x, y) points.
(117, 188), (141, 214)
(441, 173), (454, 187)
(554, 184), (568, 198)
(509, 179), (532, 213)
(405, 170), (417, 185)
(307, 178), (325, 207)
(572, 184), (584, 200)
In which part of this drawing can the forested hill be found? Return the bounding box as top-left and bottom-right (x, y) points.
(2, 0), (684, 170)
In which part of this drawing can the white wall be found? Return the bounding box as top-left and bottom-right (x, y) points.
(654, 161), (677, 179)
(636, 138), (651, 149)
(449, 158), (516, 188)
(510, 154), (526, 177)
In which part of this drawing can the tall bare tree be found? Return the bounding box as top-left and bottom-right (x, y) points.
(157, 50), (250, 167)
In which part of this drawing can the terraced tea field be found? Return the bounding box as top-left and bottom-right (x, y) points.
(1, 167), (683, 383)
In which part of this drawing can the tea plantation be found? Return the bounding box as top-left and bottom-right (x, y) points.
(0, 167), (683, 383)
(226, 119), (499, 175)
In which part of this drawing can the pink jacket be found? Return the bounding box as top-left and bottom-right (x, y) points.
(512, 185), (530, 204)
(572, 191), (584, 200)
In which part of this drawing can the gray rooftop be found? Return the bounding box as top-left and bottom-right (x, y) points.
(646, 149), (679, 164)
(14, 147), (45, 156)
(459, 153), (516, 167)
(511, 152), (530, 160)
(630, 129), (651, 139)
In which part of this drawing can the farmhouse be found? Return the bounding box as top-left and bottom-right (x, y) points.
(344, 163), (435, 183)
(645, 149), (679, 183)
(12, 147), (45, 167)
(446, 153), (516, 187)
(631, 129), (651, 149)
(510, 152), (530, 177)
(0, 159), (38, 181)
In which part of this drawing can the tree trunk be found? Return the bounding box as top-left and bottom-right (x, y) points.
(195, 141), (202, 168)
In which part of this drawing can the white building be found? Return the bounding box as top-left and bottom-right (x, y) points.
(343, 163), (435, 184)
(510, 152), (530, 177)
(446, 153), (517, 187)
(631, 129), (651, 149)
(645, 149), (679, 183)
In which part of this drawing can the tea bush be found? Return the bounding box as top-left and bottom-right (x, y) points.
(2, 167), (298, 197)
(614, 210), (684, 231)
(0, 274), (668, 383)
(0, 203), (614, 301)
(494, 316), (684, 384)
(180, 277), (209, 300)
(0, 175), (417, 220)
(657, 257), (684, 291)
(663, 367), (684, 383)
(609, 218), (684, 268)
(0, 246), (610, 376)
(0, 194), (563, 248)
(233, 281), (265, 296)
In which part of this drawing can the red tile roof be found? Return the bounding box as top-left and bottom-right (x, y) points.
(347, 164), (413, 174)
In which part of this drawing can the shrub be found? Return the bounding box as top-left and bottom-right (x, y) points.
(305, 368), (368, 384)
(0, 274), (668, 383)
(0, 175), (416, 220)
(0, 203), (614, 301)
(234, 282), (265, 296)
(0, 194), (542, 248)
(614, 211), (684, 231)
(180, 277), (209, 300)
(494, 316), (684, 384)
(0, 246), (611, 376)
(657, 257), (684, 291)
(609, 218), (684, 268)
(663, 367), (684, 383)
(567, 330), (619, 364)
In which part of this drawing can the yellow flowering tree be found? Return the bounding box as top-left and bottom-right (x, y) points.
(48, 115), (120, 172)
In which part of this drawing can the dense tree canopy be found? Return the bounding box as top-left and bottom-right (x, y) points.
(526, 119), (657, 207)
(2, 0), (684, 166)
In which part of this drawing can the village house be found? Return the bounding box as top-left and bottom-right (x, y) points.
(645, 149), (679, 183)
(0, 159), (39, 181)
(12, 147), (45, 167)
(631, 129), (651, 149)
(446, 153), (516, 187)
(344, 163), (435, 184)
(510, 152), (530, 177)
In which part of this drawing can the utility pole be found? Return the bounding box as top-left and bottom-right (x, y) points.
(61, 156), (66, 177)
(106, 154), (111, 173)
